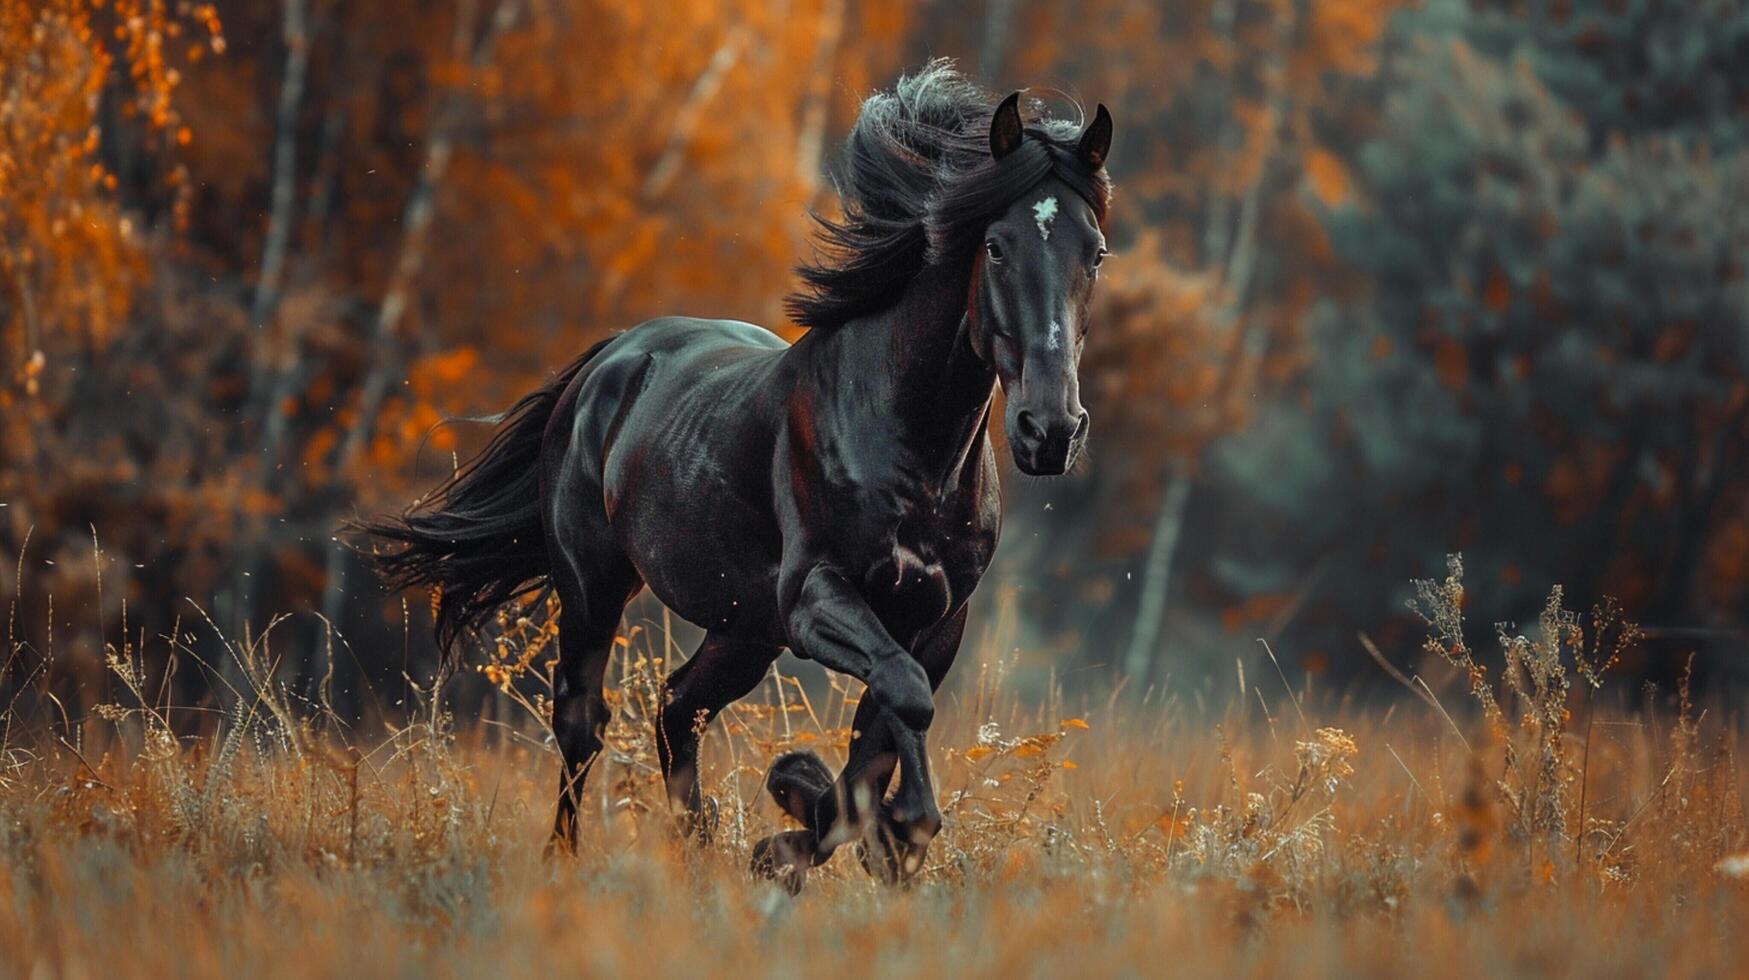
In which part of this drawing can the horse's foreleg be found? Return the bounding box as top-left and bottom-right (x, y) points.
(815, 608), (966, 878)
(780, 564), (934, 728)
(752, 752), (835, 895)
(658, 631), (781, 841)
(871, 725), (941, 881)
(752, 563), (934, 888)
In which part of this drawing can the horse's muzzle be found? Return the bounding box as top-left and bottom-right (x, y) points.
(1012, 408), (1089, 475)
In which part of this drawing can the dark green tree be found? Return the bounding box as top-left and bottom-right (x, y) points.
(1208, 0), (1749, 677)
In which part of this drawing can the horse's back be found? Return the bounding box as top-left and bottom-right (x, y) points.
(609, 316), (789, 358)
(557, 315), (788, 441)
(580, 316), (791, 460)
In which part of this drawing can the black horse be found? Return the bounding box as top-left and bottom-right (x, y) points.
(359, 61), (1113, 887)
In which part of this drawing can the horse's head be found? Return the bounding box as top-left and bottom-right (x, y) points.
(968, 93), (1112, 476)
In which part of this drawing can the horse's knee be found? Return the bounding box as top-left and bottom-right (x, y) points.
(867, 655), (934, 729)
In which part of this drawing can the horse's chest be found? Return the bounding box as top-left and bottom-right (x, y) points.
(862, 506), (993, 645)
(868, 536), (952, 621)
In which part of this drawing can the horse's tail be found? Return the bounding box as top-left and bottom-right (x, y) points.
(353, 336), (615, 660)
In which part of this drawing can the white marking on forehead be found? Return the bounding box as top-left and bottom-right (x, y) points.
(1032, 196), (1059, 241)
(1046, 320), (1063, 351)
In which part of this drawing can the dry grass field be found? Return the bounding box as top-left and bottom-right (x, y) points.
(2, 561), (1746, 978)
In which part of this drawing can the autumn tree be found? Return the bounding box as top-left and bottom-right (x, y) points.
(1, 1), (223, 705)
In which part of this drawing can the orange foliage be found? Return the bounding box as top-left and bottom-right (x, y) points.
(1304, 146), (1352, 207)
(1218, 591), (1295, 633)
(1, 0), (221, 618)
(224, 0), (917, 511)
(1544, 442), (1622, 527)
(0, 0), (218, 366)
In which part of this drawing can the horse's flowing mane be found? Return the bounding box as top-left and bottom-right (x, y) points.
(785, 60), (1112, 330)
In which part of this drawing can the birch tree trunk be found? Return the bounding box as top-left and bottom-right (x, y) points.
(232, 0), (313, 638)
(979, 0), (1017, 82)
(249, 0), (310, 336)
(641, 28), (752, 201)
(597, 27), (748, 311)
(795, 0), (846, 189)
(1123, 0), (1302, 683)
(1122, 461), (1191, 679)
(319, 0), (520, 631)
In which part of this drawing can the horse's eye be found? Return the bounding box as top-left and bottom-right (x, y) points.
(1092, 247), (1109, 271)
(984, 240), (1005, 263)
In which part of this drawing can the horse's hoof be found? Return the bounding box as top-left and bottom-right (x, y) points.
(855, 813), (931, 885)
(766, 751), (834, 827)
(675, 795), (721, 844)
(856, 831), (905, 885)
(751, 829), (817, 896)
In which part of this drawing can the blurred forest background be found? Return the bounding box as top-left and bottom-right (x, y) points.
(3, 0), (1747, 719)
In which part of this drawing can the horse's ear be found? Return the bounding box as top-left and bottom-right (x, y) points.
(1078, 103), (1113, 170)
(990, 92), (1024, 160)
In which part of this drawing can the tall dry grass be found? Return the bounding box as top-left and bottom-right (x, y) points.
(1, 556), (1746, 978)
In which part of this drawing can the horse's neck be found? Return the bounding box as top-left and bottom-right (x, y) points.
(887, 260), (992, 417)
(814, 257), (995, 484)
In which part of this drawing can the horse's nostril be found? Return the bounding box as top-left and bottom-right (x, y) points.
(1073, 410), (1090, 441)
(1016, 410), (1046, 444)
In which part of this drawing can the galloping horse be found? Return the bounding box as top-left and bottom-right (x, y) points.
(359, 61), (1113, 888)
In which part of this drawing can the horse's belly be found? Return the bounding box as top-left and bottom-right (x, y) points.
(636, 537), (784, 639)
(608, 464), (785, 639)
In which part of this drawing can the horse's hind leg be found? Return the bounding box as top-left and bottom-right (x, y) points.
(548, 551), (640, 851)
(750, 751), (834, 894)
(657, 630), (781, 840)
